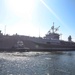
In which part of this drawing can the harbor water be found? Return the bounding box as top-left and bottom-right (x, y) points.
(0, 51), (75, 75)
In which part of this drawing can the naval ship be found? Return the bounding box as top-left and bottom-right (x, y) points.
(0, 23), (75, 52)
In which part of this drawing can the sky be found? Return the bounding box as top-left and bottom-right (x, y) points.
(0, 0), (75, 41)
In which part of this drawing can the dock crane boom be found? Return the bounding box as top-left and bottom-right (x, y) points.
(54, 26), (60, 32)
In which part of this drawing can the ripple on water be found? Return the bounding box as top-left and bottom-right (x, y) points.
(0, 51), (75, 75)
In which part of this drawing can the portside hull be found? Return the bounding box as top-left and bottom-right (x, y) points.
(0, 36), (75, 52)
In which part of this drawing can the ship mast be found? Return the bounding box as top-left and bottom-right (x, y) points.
(45, 22), (60, 40)
(51, 22), (54, 33)
(47, 22), (60, 34)
(51, 22), (60, 33)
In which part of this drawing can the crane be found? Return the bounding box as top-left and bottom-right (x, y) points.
(54, 26), (60, 33)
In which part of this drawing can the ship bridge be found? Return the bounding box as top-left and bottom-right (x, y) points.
(45, 33), (60, 40)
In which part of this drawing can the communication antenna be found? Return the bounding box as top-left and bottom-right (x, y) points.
(51, 22), (54, 33)
(4, 25), (6, 35)
(39, 28), (40, 37)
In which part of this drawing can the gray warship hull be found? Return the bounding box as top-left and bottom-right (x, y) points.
(0, 23), (75, 52)
(0, 35), (75, 52)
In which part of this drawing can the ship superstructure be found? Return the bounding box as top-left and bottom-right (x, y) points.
(27, 22), (61, 45)
(44, 22), (60, 40)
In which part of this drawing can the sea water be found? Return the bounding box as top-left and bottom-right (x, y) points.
(0, 51), (75, 75)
